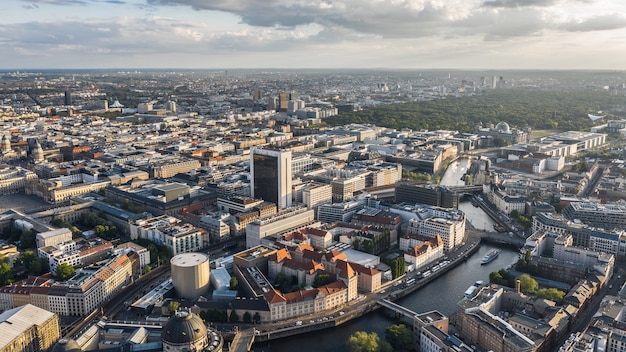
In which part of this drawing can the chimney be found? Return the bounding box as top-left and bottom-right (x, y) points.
(515, 279), (521, 293)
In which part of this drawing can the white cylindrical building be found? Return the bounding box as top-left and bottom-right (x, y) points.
(170, 252), (210, 300)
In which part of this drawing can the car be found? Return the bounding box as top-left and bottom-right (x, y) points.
(339, 311), (345, 316)
(309, 320), (315, 324)
(296, 321), (302, 326)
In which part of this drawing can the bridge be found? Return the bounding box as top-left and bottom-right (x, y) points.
(377, 299), (418, 320)
(448, 185), (483, 194)
(230, 329), (255, 352)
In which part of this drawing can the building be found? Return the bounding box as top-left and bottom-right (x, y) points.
(0, 304), (61, 352)
(170, 253), (210, 300)
(130, 215), (208, 255)
(395, 184), (459, 209)
(245, 207), (316, 248)
(562, 202), (626, 230)
(317, 199), (365, 224)
(403, 235), (444, 270)
(36, 228), (73, 249)
(251, 148), (292, 209)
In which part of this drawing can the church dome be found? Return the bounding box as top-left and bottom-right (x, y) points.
(495, 121), (511, 133)
(161, 310), (207, 346)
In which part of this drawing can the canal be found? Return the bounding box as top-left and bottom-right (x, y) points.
(257, 158), (514, 351)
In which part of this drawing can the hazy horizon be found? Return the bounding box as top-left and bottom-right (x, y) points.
(3, 0), (626, 70)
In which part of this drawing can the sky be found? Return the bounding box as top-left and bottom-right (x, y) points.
(2, 0), (626, 70)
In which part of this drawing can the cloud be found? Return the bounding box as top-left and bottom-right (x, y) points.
(481, 0), (561, 8)
(19, 0), (128, 5)
(481, 0), (597, 8)
(559, 13), (626, 32)
(20, 0), (88, 5)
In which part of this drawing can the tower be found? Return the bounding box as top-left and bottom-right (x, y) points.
(32, 140), (44, 163)
(250, 148), (292, 209)
(64, 90), (71, 106)
(278, 91), (288, 112)
(1, 135), (11, 153)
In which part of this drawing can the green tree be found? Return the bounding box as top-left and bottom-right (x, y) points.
(347, 331), (392, 352)
(229, 310), (239, 322)
(517, 274), (538, 294)
(510, 210), (520, 219)
(55, 263), (75, 280)
(0, 262), (13, 285)
(489, 271), (504, 285)
(536, 288), (566, 302)
(243, 311), (252, 323)
(144, 265), (151, 273)
(384, 324), (413, 351)
(313, 274), (333, 288)
(230, 276), (238, 290)
(391, 257), (406, 279)
(19, 230), (36, 250)
(253, 312), (261, 324)
(168, 301), (180, 316)
(353, 238), (361, 250)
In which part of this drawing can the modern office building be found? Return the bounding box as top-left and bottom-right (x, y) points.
(250, 148), (292, 209)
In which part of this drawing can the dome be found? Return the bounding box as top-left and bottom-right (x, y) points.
(51, 339), (81, 352)
(495, 121), (511, 133)
(161, 310), (207, 345)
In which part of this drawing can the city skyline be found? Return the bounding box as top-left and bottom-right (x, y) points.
(3, 0), (626, 70)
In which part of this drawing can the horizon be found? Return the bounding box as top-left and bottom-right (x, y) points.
(3, 0), (626, 70)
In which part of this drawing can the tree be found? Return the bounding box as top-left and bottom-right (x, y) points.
(144, 265), (151, 273)
(19, 230), (36, 250)
(168, 301), (180, 316)
(353, 238), (361, 250)
(243, 311), (252, 323)
(253, 312), (261, 324)
(313, 274), (333, 288)
(536, 288), (566, 302)
(55, 263), (75, 281)
(510, 210), (520, 219)
(229, 310), (239, 322)
(384, 324), (413, 351)
(230, 276), (238, 290)
(489, 271), (504, 285)
(517, 274), (538, 294)
(0, 262), (13, 286)
(346, 331), (392, 352)
(391, 257), (406, 279)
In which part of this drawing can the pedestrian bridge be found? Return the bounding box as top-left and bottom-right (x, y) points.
(377, 299), (418, 320)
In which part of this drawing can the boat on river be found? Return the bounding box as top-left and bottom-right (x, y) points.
(480, 250), (499, 265)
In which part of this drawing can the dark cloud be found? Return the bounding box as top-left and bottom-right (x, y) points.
(560, 14), (626, 32)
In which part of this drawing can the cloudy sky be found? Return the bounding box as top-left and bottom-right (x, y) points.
(2, 0), (626, 69)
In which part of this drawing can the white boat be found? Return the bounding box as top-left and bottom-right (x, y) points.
(480, 250), (499, 265)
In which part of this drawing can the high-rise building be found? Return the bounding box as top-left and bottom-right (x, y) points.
(268, 97), (277, 111)
(278, 91), (288, 112)
(251, 148), (292, 209)
(64, 90), (71, 106)
(253, 89), (263, 101)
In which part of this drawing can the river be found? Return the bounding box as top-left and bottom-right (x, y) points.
(256, 158), (513, 351)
